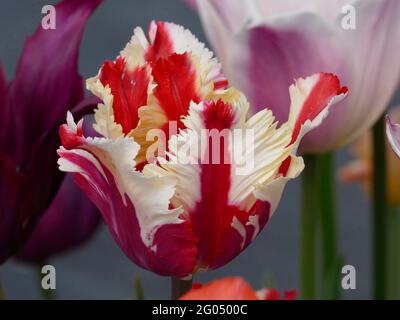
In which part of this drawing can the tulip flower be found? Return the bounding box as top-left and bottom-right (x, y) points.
(0, 0), (101, 263)
(190, 0), (400, 153)
(180, 277), (297, 300)
(340, 108), (400, 207)
(387, 115), (400, 159)
(57, 21), (347, 278)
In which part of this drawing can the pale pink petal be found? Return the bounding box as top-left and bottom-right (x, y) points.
(200, 0), (400, 153)
(387, 116), (400, 158)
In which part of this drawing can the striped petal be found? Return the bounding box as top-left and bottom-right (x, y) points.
(144, 75), (344, 270)
(58, 112), (197, 277)
(87, 21), (227, 166)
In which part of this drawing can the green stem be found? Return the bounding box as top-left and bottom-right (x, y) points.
(36, 264), (55, 300)
(300, 155), (318, 300)
(372, 115), (388, 300)
(134, 274), (145, 300)
(171, 277), (192, 300)
(387, 207), (400, 299)
(318, 152), (340, 300)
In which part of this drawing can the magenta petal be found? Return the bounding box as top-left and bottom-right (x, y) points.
(16, 175), (100, 263)
(9, 0), (101, 163)
(0, 153), (34, 263)
(0, 0), (101, 264)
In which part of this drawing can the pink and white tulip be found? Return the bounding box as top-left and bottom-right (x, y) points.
(190, 0), (400, 153)
(387, 116), (400, 158)
(57, 21), (347, 277)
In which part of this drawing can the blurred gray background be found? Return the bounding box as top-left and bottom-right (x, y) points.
(0, 0), (399, 300)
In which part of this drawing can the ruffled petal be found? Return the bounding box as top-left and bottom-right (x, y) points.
(239, 74), (344, 230)
(286, 73), (348, 146)
(144, 89), (294, 270)
(58, 113), (197, 276)
(88, 21), (227, 166)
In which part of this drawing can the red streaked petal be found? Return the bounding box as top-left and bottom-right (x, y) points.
(189, 101), (267, 269)
(58, 146), (198, 277)
(146, 21), (174, 62)
(152, 53), (200, 130)
(59, 112), (84, 149)
(202, 99), (235, 130)
(98, 57), (150, 135)
(148, 98), (274, 270)
(278, 73), (347, 177)
(180, 277), (259, 300)
(57, 114), (197, 277)
(289, 73), (348, 145)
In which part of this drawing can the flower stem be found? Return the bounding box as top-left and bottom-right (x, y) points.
(387, 207), (400, 299)
(317, 152), (340, 300)
(373, 115), (388, 300)
(134, 274), (145, 300)
(300, 155), (318, 300)
(171, 277), (192, 300)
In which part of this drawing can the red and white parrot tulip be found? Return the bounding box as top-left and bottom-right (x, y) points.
(57, 21), (347, 278)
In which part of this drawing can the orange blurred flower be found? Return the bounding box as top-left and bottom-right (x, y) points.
(180, 277), (297, 300)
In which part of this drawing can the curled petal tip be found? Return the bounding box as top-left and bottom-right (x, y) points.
(59, 112), (84, 149)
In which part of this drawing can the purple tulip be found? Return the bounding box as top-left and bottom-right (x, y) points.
(0, 0), (101, 263)
(16, 174), (100, 263)
(189, 0), (400, 153)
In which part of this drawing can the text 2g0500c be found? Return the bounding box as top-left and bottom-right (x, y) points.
(196, 304), (247, 315)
